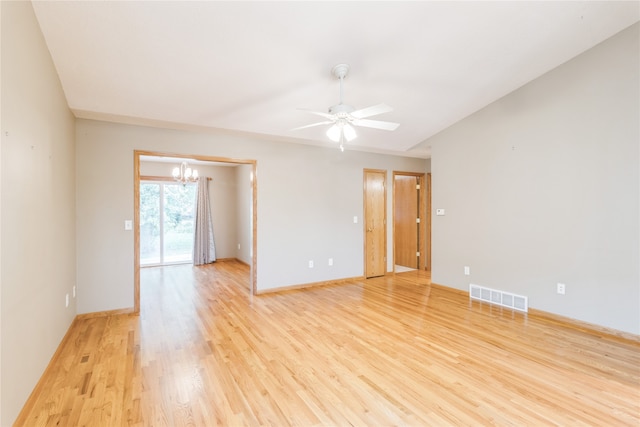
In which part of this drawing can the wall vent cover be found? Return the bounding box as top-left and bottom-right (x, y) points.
(469, 284), (528, 312)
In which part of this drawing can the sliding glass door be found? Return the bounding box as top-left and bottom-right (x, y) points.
(140, 181), (197, 266)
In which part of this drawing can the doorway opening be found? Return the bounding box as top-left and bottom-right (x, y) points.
(134, 150), (258, 313)
(393, 171), (430, 272)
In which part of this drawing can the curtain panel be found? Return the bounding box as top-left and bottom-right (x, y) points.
(193, 178), (216, 265)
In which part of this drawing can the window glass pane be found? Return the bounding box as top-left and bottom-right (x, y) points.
(140, 183), (161, 265)
(163, 183), (196, 263)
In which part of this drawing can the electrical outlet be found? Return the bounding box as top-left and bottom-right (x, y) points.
(308, 260), (314, 268)
(557, 283), (566, 295)
(73, 286), (76, 298)
(65, 293), (69, 308)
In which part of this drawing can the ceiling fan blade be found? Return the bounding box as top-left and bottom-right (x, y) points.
(352, 118), (400, 131)
(350, 103), (393, 119)
(298, 108), (335, 121)
(291, 120), (334, 131)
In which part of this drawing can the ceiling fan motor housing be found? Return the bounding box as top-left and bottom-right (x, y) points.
(328, 103), (355, 118)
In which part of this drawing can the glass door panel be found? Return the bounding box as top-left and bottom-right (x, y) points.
(140, 181), (196, 266)
(140, 183), (161, 265)
(163, 183), (196, 263)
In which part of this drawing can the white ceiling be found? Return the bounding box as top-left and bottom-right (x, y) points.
(32, 1), (639, 158)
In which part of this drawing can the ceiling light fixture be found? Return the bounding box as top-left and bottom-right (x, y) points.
(292, 63), (399, 152)
(326, 123), (341, 142)
(342, 123), (357, 141)
(326, 120), (357, 152)
(172, 161), (198, 185)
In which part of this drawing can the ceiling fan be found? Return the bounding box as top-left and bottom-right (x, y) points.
(293, 64), (399, 151)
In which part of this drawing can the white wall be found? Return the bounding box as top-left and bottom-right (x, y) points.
(76, 120), (428, 313)
(0, 2), (76, 424)
(430, 23), (639, 334)
(140, 161), (239, 259)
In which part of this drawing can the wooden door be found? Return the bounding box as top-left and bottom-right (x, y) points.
(364, 169), (386, 278)
(393, 172), (428, 271)
(394, 175), (419, 268)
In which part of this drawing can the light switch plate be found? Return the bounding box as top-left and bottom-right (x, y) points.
(124, 220), (133, 230)
(436, 209), (445, 216)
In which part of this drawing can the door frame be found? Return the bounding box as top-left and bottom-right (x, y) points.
(133, 150), (258, 314)
(392, 171), (429, 271)
(426, 172), (431, 270)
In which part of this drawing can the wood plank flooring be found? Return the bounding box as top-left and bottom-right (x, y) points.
(16, 261), (640, 426)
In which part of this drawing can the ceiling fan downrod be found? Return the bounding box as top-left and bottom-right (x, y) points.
(332, 64), (350, 106)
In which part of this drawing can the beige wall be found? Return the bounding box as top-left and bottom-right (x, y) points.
(76, 120), (429, 313)
(235, 164), (253, 265)
(0, 3), (3, 420)
(1, 2), (77, 424)
(199, 164), (239, 259)
(429, 23), (639, 334)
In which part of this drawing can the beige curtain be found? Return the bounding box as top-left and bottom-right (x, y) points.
(193, 178), (216, 265)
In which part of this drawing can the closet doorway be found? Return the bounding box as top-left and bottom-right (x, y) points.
(133, 150), (258, 313)
(393, 172), (429, 272)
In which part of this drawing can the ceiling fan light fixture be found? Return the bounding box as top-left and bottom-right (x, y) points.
(326, 124), (341, 142)
(343, 124), (357, 141)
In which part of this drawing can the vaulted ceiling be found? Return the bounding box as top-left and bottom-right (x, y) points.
(32, 1), (639, 158)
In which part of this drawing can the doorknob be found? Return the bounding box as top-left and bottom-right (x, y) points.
(367, 227), (373, 232)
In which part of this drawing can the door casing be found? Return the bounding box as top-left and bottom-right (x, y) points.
(134, 150), (257, 313)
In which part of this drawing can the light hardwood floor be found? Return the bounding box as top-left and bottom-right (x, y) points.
(16, 261), (640, 426)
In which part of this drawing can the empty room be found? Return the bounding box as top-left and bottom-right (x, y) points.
(2, 1), (639, 425)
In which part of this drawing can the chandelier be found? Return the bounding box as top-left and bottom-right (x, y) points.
(172, 161), (198, 185)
